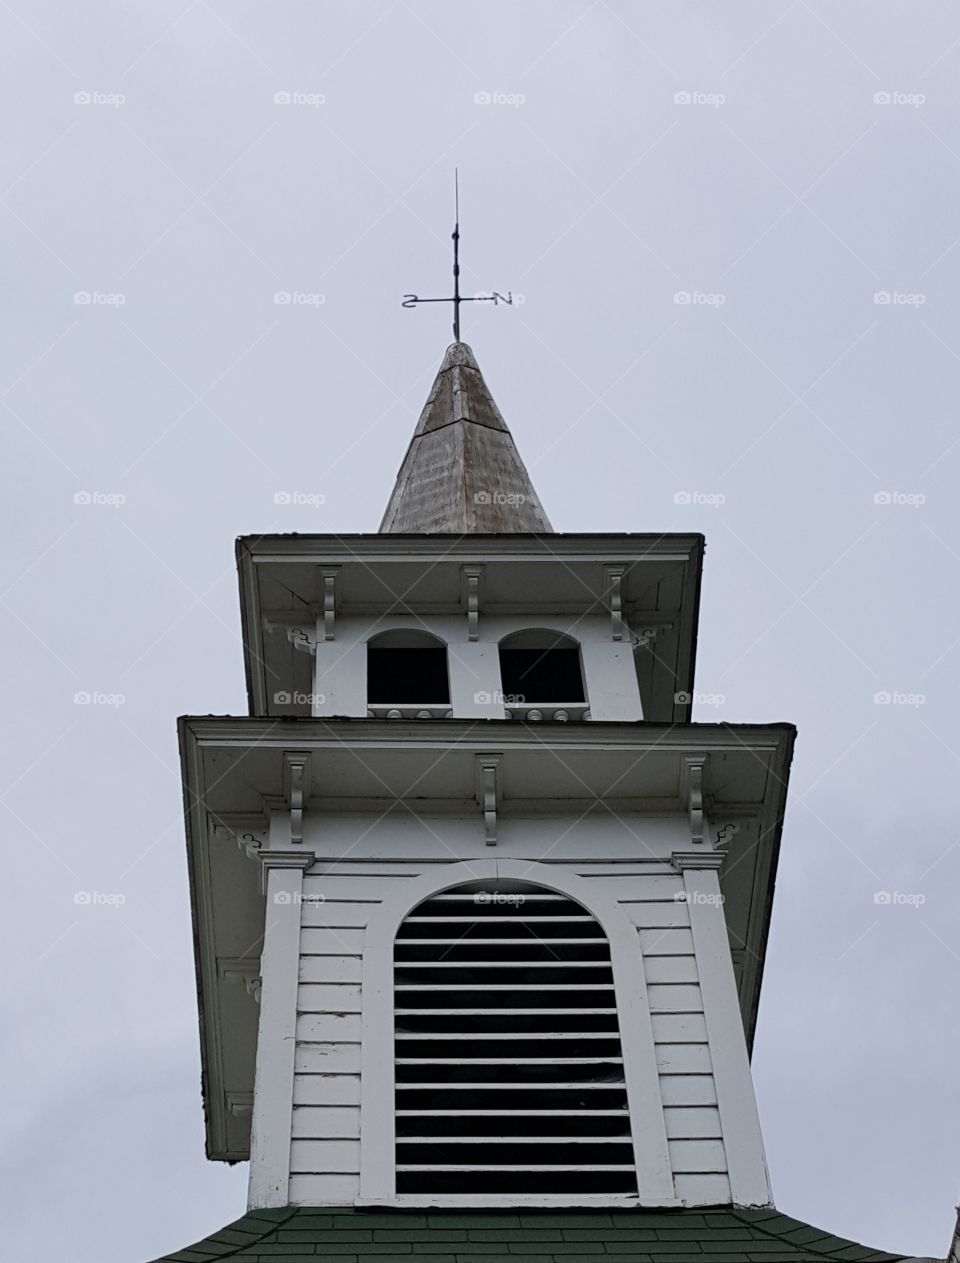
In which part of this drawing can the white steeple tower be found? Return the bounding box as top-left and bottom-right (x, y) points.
(178, 337), (793, 1216)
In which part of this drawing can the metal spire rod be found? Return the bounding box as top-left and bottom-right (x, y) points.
(402, 170), (514, 342)
(452, 169), (461, 342)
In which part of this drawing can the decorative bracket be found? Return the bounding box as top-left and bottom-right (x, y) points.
(603, 565), (628, 641)
(286, 624), (318, 657)
(713, 821), (740, 851)
(461, 564), (484, 641)
(283, 750), (311, 845)
(226, 1091), (254, 1118)
(680, 753), (707, 846)
(320, 568), (339, 641)
(218, 956), (262, 996)
(475, 754), (502, 846)
(210, 813), (268, 861)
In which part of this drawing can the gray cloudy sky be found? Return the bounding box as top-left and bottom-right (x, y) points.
(2, 2), (958, 1259)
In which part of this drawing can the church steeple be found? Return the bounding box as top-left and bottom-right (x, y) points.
(379, 340), (552, 533)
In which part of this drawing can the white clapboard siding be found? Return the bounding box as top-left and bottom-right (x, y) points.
(643, 956), (699, 985)
(622, 902), (690, 929)
(298, 956), (362, 984)
(290, 1139), (361, 1173)
(299, 926), (365, 952)
(663, 1107), (723, 1140)
(668, 1139), (727, 1173)
(288, 1173), (359, 1204)
(302, 874), (416, 901)
(638, 928), (695, 956)
(301, 929), (368, 958)
(646, 984), (703, 1013)
(674, 1172), (732, 1205)
(659, 1075), (718, 1107)
(297, 983), (361, 1013)
(651, 1013), (709, 1043)
(291, 1106), (360, 1140)
(654, 1043), (712, 1074)
(300, 903), (372, 929)
(293, 1011), (361, 1042)
(585, 875), (684, 901)
(292, 1041), (360, 1074)
(294, 1010), (361, 1050)
(293, 1076), (361, 1107)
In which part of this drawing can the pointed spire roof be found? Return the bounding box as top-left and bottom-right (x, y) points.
(379, 342), (553, 533)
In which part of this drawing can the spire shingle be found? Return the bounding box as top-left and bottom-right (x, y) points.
(379, 342), (552, 533)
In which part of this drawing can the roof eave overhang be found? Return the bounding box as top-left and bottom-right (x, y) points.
(180, 716), (793, 1161)
(236, 532), (705, 723)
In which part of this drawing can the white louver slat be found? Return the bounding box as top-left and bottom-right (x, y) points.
(394, 882), (638, 1196)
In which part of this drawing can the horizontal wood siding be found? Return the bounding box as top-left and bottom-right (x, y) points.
(288, 1173), (358, 1205)
(293, 862), (403, 1199)
(629, 883), (728, 1194)
(287, 854), (731, 1204)
(291, 1106), (360, 1139)
(674, 1172), (732, 1205)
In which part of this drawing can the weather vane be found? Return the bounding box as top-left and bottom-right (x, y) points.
(402, 170), (514, 342)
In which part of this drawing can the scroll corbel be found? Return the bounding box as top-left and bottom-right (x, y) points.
(283, 750), (311, 845)
(462, 565), (484, 641)
(680, 753), (707, 846)
(320, 568), (339, 641)
(475, 754), (501, 846)
(603, 565), (627, 641)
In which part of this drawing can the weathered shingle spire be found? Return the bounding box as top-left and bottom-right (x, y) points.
(379, 341), (553, 533)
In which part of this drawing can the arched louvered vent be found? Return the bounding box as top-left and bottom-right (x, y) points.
(393, 881), (637, 1195)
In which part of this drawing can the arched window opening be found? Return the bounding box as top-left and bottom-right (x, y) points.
(498, 630), (587, 722)
(367, 629), (450, 713)
(393, 880), (637, 1196)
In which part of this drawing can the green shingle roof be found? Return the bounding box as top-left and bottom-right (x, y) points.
(148, 1207), (907, 1263)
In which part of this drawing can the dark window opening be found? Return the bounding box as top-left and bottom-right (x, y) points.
(499, 637), (584, 704)
(394, 880), (636, 1197)
(368, 635), (449, 705)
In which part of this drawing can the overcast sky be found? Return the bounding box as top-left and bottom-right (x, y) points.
(2, 2), (959, 1259)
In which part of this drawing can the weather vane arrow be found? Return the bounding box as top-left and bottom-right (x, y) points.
(402, 169), (515, 342)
